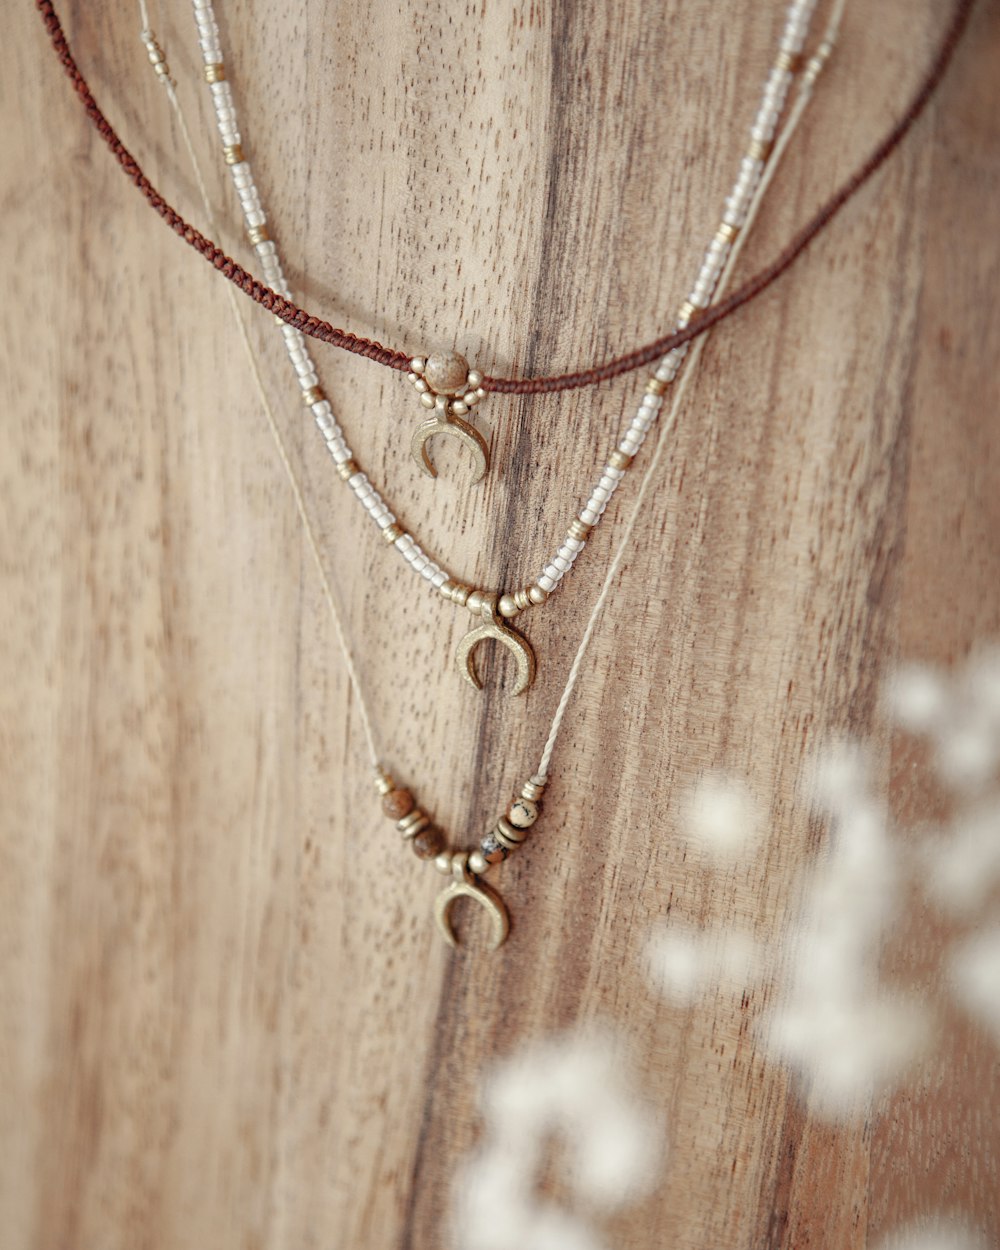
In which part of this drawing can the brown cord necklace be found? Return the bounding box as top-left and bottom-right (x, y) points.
(36, 0), (975, 396)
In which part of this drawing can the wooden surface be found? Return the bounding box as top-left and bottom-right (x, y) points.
(2, 1), (998, 1247)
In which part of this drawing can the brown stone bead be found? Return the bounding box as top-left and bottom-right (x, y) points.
(411, 827), (445, 860)
(424, 350), (469, 396)
(382, 788), (415, 820)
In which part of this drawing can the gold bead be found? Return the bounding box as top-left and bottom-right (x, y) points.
(382, 523), (404, 544)
(336, 460), (360, 481)
(494, 817), (526, 850)
(528, 584), (549, 606)
(521, 779), (545, 802)
(678, 299), (697, 323)
(424, 350), (470, 396)
(498, 593), (519, 618)
(646, 376), (668, 396)
(468, 850), (489, 875)
(450, 400), (469, 416)
(569, 519), (593, 541)
(248, 223), (270, 246)
(301, 385), (324, 406)
(435, 851), (454, 876)
(467, 370), (483, 389)
(223, 143), (245, 166)
(373, 768), (395, 795)
(419, 392), (436, 410)
(204, 62), (226, 83)
(397, 810), (430, 838)
(608, 450), (633, 471)
(513, 587), (534, 612)
(466, 590), (486, 615)
(410, 357), (426, 375)
(747, 138), (772, 163)
(776, 49), (803, 74)
(716, 221), (740, 244)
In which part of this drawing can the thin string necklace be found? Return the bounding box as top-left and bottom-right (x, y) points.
(152, 0), (830, 701)
(132, 0), (839, 948)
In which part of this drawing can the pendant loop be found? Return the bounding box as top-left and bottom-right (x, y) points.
(455, 595), (536, 696)
(433, 853), (510, 951)
(408, 352), (490, 484)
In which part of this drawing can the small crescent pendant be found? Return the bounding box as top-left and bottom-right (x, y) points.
(455, 599), (535, 696)
(411, 413), (490, 485)
(433, 855), (509, 951)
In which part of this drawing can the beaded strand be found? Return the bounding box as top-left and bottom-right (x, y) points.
(192, 0), (818, 624)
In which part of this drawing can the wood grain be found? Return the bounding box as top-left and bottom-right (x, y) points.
(1, 1), (998, 1247)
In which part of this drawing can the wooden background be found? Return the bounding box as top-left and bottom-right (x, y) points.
(2, 0), (998, 1246)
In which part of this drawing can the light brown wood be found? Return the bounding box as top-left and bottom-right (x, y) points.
(1, 1), (998, 1248)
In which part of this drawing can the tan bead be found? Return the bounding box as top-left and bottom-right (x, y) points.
(412, 827), (445, 860)
(382, 788), (415, 820)
(424, 350), (469, 396)
(508, 798), (539, 829)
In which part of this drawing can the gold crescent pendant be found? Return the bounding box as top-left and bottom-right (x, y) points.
(455, 596), (536, 696)
(410, 410), (490, 485)
(433, 854), (510, 951)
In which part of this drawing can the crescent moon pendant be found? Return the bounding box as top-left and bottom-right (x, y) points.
(433, 864), (510, 951)
(455, 618), (535, 696)
(411, 414), (489, 485)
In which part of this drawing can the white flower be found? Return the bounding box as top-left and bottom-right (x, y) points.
(949, 926), (1000, 1039)
(682, 771), (761, 862)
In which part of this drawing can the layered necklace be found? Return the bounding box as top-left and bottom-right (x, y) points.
(38, 0), (975, 947)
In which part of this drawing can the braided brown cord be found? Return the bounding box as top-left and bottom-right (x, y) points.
(37, 0), (974, 394)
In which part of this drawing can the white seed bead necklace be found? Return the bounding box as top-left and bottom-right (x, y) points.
(178, 0), (830, 700)
(137, 0), (841, 947)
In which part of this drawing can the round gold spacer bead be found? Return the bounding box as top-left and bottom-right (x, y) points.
(468, 850), (489, 875)
(248, 223), (270, 246)
(302, 385), (325, 407)
(466, 590), (486, 615)
(527, 584), (549, 606)
(569, 519), (593, 541)
(223, 143), (245, 166)
(336, 460), (360, 481)
(716, 221), (740, 244)
(608, 450), (633, 471)
(373, 768), (395, 795)
(397, 810), (430, 838)
(498, 593), (519, 619)
(204, 62), (226, 83)
(646, 376), (668, 396)
(513, 587), (534, 612)
(434, 851), (454, 876)
(382, 523), (404, 544)
(410, 357), (426, 375)
(521, 779), (546, 802)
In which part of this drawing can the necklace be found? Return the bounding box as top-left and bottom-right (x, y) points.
(37, 0), (977, 696)
(39, 0), (976, 395)
(173, 0), (830, 701)
(128, 0), (837, 948)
